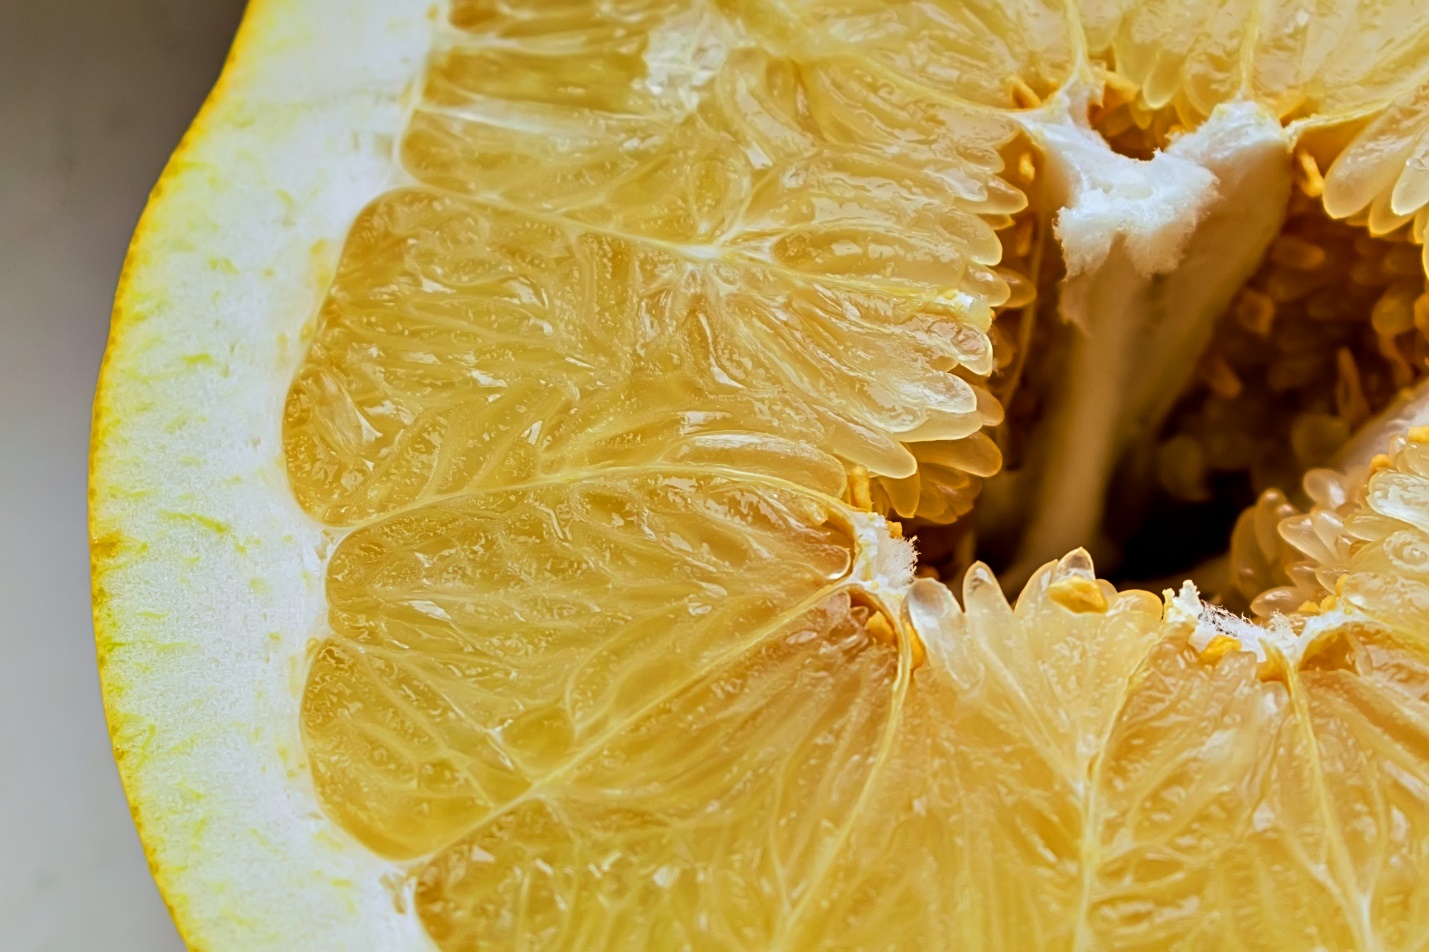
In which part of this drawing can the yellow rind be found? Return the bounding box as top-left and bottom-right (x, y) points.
(91, 0), (436, 948)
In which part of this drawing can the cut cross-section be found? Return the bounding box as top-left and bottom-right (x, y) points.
(90, 0), (1429, 949)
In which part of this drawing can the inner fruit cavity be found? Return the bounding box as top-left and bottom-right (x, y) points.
(919, 83), (1429, 605)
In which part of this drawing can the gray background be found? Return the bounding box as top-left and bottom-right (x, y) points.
(1, 1), (245, 948)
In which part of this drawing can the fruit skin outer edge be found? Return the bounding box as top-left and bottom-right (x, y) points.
(89, 0), (440, 947)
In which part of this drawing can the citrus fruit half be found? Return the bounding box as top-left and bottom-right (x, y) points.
(93, 0), (1429, 948)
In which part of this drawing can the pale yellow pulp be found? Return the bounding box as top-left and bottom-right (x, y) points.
(284, 1), (1429, 948)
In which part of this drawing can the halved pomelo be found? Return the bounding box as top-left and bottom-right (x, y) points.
(94, 0), (1429, 948)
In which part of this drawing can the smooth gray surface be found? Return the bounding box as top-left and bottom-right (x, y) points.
(1, 2), (245, 948)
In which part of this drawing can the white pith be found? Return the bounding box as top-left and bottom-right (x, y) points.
(1166, 579), (1387, 670)
(1005, 96), (1293, 584)
(848, 511), (918, 604)
(92, 0), (434, 947)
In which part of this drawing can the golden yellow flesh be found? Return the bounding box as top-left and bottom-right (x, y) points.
(282, 0), (1429, 947)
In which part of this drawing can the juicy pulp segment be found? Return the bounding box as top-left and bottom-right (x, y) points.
(281, 0), (1429, 947)
(1081, 0), (1429, 121)
(289, 20), (1022, 525)
(302, 472), (909, 869)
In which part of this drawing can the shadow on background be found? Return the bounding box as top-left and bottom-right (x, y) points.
(0, 1), (246, 948)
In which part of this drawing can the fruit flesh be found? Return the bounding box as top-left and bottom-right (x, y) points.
(281, 1), (1429, 947)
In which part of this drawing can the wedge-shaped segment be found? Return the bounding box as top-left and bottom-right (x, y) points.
(288, 0), (1028, 526)
(284, 188), (1004, 526)
(1081, 0), (1429, 121)
(300, 472), (914, 944)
